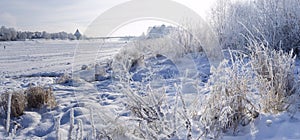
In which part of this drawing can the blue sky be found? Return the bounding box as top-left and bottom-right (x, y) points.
(0, 0), (215, 36)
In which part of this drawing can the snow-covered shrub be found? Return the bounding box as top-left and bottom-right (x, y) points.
(137, 38), (183, 59)
(79, 107), (129, 140)
(210, 0), (300, 51)
(95, 61), (111, 81)
(144, 30), (202, 59)
(56, 73), (72, 85)
(110, 32), (206, 139)
(113, 44), (143, 70)
(112, 43), (144, 80)
(25, 86), (57, 109)
(125, 87), (174, 139)
(145, 24), (203, 56)
(112, 26), (204, 76)
(168, 27), (203, 55)
(248, 41), (298, 113)
(200, 54), (259, 139)
(0, 91), (26, 117)
(92, 115), (128, 140)
(118, 79), (195, 139)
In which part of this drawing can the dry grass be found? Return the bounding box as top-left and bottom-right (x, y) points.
(249, 42), (298, 113)
(25, 86), (57, 109)
(0, 91), (26, 117)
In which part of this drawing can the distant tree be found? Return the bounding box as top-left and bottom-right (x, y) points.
(42, 31), (51, 39)
(0, 26), (12, 41)
(0, 26), (85, 41)
(0, 26), (7, 41)
(9, 28), (17, 41)
(34, 32), (43, 39)
(51, 33), (59, 40)
(58, 32), (68, 40)
(17, 32), (27, 41)
(68, 33), (76, 40)
(26, 32), (33, 39)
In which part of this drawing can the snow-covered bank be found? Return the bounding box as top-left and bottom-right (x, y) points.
(0, 40), (299, 139)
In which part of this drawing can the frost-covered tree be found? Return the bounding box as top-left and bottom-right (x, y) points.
(0, 26), (83, 41)
(17, 32), (27, 40)
(42, 31), (51, 39)
(9, 28), (17, 41)
(0, 26), (17, 41)
(68, 33), (76, 40)
(25, 32), (33, 39)
(210, 0), (300, 51)
(58, 32), (68, 40)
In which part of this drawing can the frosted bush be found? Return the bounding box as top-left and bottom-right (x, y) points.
(111, 25), (204, 76)
(200, 53), (259, 139)
(112, 43), (144, 79)
(210, 0), (300, 51)
(56, 73), (72, 85)
(117, 77), (195, 139)
(249, 41), (299, 113)
(169, 21), (205, 53)
(0, 91), (26, 117)
(25, 86), (57, 109)
(122, 84), (176, 139)
(198, 40), (299, 138)
(95, 62), (110, 81)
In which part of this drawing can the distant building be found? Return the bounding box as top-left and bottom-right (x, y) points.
(146, 24), (173, 39)
(74, 29), (82, 40)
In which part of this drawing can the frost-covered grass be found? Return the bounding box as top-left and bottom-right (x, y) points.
(105, 36), (300, 139)
(248, 40), (299, 114)
(0, 38), (300, 139)
(210, 0), (300, 51)
(25, 86), (57, 109)
(200, 58), (258, 139)
(199, 42), (299, 139)
(0, 91), (26, 118)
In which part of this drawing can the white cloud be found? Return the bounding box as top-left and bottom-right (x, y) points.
(0, 0), (216, 35)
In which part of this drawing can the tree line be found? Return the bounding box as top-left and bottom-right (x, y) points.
(0, 26), (78, 41)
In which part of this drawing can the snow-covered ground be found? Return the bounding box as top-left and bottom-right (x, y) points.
(0, 40), (125, 139)
(0, 40), (122, 77)
(0, 40), (299, 139)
